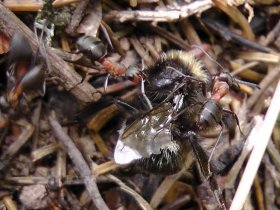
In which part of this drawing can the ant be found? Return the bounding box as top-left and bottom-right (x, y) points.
(4, 33), (45, 108)
(76, 35), (141, 84)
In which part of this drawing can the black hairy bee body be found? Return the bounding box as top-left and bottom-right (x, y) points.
(131, 142), (189, 175)
(144, 50), (211, 104)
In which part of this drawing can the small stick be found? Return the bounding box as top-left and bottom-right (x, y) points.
(52, 0), (79, 7)
(0, 123), (34, 170)
(31, 143), (60, 162)
(247, 66), (280, 109)
(48, 115), (109, 210)
(229, 80), (280, 210)
(106, 174), (153, 210)
(3, 196), (17, 210)
(103, 0), (213, 22)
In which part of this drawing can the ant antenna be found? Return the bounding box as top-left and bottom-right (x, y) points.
(167, 66), (202, 83)
(191, 44), (225, 72)
(235, 78), (260, 89)
(115, 99), (138, 112)
(192, 45), (260, 89)
(34, 20), (53, 74)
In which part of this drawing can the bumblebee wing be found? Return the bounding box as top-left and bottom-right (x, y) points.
(114, 103), (176, 164)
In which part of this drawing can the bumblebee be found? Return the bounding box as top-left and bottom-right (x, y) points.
(113, 49), (259, 209)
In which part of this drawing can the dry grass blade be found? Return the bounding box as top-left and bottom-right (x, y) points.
(3, 196), (17, 210)
(3, 0), (43, 12)
(150, 155), (193, 209)
(238, 52), (280, 63)
(52, 0), (79, 7)
(107, 175), (153, 210)
(31, 143), (60, 162)
(0, 123), (34, 169)
(230, 80), (280, 210)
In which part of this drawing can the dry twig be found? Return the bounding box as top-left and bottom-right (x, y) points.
(48, 115), (109, 210)
(104, 0), (213, 22)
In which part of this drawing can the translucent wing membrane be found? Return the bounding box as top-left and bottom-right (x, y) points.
(114, 103), (180, 164)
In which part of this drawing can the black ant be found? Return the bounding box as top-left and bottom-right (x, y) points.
(4, 33), (45, 107)
(76, 35), (141, 84)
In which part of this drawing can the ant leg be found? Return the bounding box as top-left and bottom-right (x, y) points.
(186, 131), (226, 209)
(234, 78), (260, 89)
(173, 101), (203, 120)
(223, 109), (244, 136)
(103, 74), (110, 93)
(115, 99), (139, 113)
(209, 175), (226, 209)
(141, 78), (153, 110)
(186, 131), (212, 179)
(208, 122), (224, 167)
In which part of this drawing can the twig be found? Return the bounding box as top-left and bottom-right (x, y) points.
(3, 196), (17, 210)
(3, 0), (43, 12)
(261, 19), (280, 46)
(229, 80), (280, 210)
(106, 175), (153, 210)
(3, 0), (80, 11)
(201, 17), (270, 53)
(66, 0), (90, 35)
(0, 4), (100, 103)
(48, 115), (109, 210)
(52, 0), (79, 7)
(159, 195), (191, 210)
(103, 0), (213, 22)
(0, 123), (34, 170)
(31, 143), (60, 162)
(247, 66), (280, 110)
(149, 25), (190, 51)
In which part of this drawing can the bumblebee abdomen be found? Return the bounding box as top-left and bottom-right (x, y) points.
(132, 145), (187, 175)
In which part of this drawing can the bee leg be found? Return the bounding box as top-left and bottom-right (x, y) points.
(186, 131), (212, 179)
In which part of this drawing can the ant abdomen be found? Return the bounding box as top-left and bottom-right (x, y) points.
(76, 36), (106, 61)
(199, 99), (223, 129)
